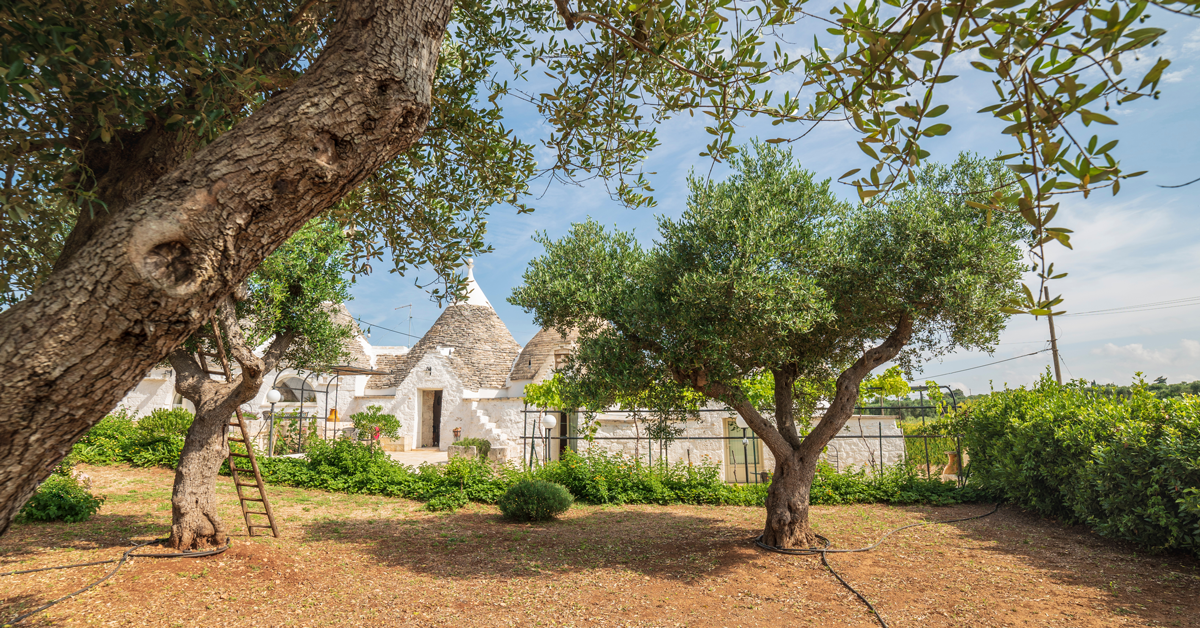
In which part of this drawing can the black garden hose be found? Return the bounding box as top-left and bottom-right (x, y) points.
(754, 503), (1002, 628)
(1, 539), (230, 626)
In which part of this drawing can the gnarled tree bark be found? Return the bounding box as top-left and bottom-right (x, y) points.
(167, 297), (292, 550)
(714, 314), (914, 549)
(0, 0), (454, 536)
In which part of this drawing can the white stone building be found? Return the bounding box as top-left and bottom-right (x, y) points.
(118, 264), (906, 479)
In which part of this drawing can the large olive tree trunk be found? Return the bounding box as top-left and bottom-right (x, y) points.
(167, 298), (292, 550)
(168, 384), (242, 550)
(717, 315), (914, 549)
(0, 0), (454, 537)
(761, 449), (820, 548)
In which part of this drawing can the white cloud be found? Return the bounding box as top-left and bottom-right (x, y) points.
(1091, 339), (1200, 366)
(1163, 69), (1192, 84)
(1182, 25), (1200, 53)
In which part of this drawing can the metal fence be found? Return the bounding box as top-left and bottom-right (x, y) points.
(518, 385), (965, 485)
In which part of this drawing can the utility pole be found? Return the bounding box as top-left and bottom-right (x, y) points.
(1044, 287), (1063, 385)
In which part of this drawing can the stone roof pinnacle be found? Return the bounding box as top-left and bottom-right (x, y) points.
(459, 258), (492, 308)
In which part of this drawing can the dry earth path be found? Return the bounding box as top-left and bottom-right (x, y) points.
(1, 465), (1197, 627)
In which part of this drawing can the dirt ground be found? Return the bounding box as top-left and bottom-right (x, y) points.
(2, 465), (1197, 628)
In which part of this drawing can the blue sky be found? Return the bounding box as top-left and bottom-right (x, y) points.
(348, 12), (1200, 396)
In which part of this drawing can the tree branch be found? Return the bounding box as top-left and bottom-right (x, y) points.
(800, 313), (914, 456)
(216, 296), (261, 377)
(771, 366), (804, 450)
(260, 331), (296, 375)
(702, 381), (792, 457)
(168, 348), (208, 400)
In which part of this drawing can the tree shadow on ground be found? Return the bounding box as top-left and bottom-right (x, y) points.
(0, 594), (45, 625)
(299, 504), (764, 584)
(896, 502), (1200, 627)
(0, 513), (169, 563)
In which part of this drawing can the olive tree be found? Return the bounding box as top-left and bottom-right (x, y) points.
(168, 217), (352, 550)
(511, 143), (1025, 548)
(0, 0), (1190, 534)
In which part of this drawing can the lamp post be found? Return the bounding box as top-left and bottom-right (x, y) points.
(541, 413), (558, 464)
(265, 389), (282, 457)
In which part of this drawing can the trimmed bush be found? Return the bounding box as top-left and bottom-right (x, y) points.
(17, 473), (105, 523)
(957, 373), (1200, 555)
(498, 479), (574, 521)
(455, 437), (492, 459)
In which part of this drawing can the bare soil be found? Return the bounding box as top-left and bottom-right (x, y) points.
(2, 464), (1197, 627)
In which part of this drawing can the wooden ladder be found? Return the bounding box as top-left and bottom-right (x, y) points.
(227, 414), (279, 538)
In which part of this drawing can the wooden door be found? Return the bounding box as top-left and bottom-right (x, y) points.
(432, 390), (443, 448)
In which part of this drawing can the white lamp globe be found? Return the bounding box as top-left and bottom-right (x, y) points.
(541, 414), (558, 430)
(266, 389), (282, 404)
(734, 414), (748, 430)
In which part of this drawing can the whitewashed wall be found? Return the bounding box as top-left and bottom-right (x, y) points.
(116, 368), (180, 416)
(366, 353), (465, 450)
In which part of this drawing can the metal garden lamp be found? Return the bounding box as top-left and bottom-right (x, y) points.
(541, 414), (558, 464)
(265, 389), (282, 457)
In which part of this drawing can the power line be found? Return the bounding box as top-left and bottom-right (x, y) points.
(1061, 295), (1200, 317)
(921, 349), (1051, 379)
(1159, 174), (1200, 188)
(350, 315), (525, 357)
(352, 316), (423, 341)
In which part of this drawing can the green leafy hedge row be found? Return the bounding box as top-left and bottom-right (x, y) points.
(244, 439), (972, 509)
(957, 374), (1200, 555)
(69, 409), (975, 513)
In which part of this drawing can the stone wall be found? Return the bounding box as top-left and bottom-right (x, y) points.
(502, 409), (905, 479)
(818, 415), (906, 472)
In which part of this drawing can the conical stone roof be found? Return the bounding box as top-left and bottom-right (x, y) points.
(324, 303), (373, 369)
(509, 327), (580, 382)
(367, 263), (521, 389)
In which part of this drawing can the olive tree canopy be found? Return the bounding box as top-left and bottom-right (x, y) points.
(511, 143), (1025, 547)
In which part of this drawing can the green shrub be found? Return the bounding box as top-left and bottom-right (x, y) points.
(70, 407), (194, 469)
(17, 473), (105, 523)
(424, 490), (469, 512)
(137, 408), (194, 440)
(455, 437), (491, 459)
(957, 373), (1200, 555)
(227, 438), (976, 512)
(349, 405), (400, 445)
(498, 479), (574, 521)
(809, 462), (965, 506)
(72, 410), (137, 464)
